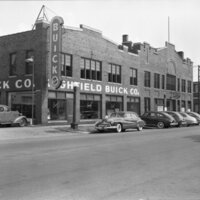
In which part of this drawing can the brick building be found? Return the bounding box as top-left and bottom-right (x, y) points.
(0, 17), (194, 125)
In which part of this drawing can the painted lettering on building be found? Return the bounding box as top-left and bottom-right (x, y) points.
(50, 16), (64, 89)
(0, 77), (32, 91)
(49, 80), (140, 96)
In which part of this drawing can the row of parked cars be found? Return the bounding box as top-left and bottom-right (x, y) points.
(94, 110), (200, 133)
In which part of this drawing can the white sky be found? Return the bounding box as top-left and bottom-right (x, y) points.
(0, 0), (200, 80)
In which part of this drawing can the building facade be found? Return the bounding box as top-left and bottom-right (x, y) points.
(0, 18), (194, 124)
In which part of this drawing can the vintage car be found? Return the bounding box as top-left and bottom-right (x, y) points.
(140, 111), (178, 129)
(179, 112), (198, 126)
(186, 111), (200, 125)
(95, 111), (145, 133)
(165, 111), (187, 127)
(0, 105), (28, 127)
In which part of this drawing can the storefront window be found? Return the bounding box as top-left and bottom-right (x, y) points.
(80, 94), (101, 119)
(127, 97), (140, 115)
(181, 100), (186, 112)
(48, 99), (66, 120)
(155, 98), (164, 111)
(106, 95), (123, 115)
(48, 91), (70, 120)
(8, 92), (35, 118)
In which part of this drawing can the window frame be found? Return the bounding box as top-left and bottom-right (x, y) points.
(154, 73), (160, 89)
(108, 63), (121, 83)
(61, 53), (72, 77)
(166, 74), (176, 91)
(25, 50), (34, 75)
(144, 71), (151, 87)
(9, 52), (17, 76)
(130, 68), (138, 86)
(80, 57), (102, 81)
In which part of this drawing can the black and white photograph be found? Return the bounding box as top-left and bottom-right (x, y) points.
(0, 0), (200, 199)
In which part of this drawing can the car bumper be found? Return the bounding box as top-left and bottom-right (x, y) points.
(170, 122), (179, 127)
(95, 124), (117, 131)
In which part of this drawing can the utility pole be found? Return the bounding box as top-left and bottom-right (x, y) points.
(198, 66), (200, 113)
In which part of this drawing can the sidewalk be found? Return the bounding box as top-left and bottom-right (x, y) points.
(0, 124), (95, 141)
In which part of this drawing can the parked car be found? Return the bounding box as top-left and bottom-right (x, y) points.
(95, 111), (145, 133)
(140, 111), (178, 129)
(0, 105), (28, 127)
(179, 112), (198, 126)
(186, 111), (200, 125)
(165, 111), (187, 127)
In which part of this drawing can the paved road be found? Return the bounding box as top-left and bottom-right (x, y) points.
(0, 126), (200, 200)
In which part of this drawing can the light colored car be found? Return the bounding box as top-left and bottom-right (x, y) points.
(186, 111), (200, 125)
(0, 105), (28, 127)
(95, 111), (145, 133)
(179, 112), (198, 126)
(165, 111), (187, 127)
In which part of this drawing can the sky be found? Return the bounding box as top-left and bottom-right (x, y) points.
(0, 0), (200, 80)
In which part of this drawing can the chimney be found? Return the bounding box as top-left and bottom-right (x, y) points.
(178, 51), (184, 59)
(122, 34), (129, 43)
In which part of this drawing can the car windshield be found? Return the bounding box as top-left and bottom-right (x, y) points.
(110, 112), (125, 118)
(180, 113), (187, 117)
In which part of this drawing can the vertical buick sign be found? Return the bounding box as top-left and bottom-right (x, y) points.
(50, 16), (64, 89)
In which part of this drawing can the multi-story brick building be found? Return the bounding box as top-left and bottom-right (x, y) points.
(0, 17), (194, 125)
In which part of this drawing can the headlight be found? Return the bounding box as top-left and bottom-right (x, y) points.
(110, 121), (115, 125)
(94, 121), (101, 126)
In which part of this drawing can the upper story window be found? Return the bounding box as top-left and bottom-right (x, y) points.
(108, 63), (121, 83)
(181, 79), (186, 92)
(80, 58), (101, 81)
(130, 68), (137, 85)
(61, 53), (72, 77)
(25, 50), (34, 74)
(166, 74), (176, 91)
(154, 73), (160, 89)
(144, 71), (151, 87)
(177, 78), (180, 91)
(193, 83), (198, 93)
(162, 75), (165, 89)
(9, 53), (17, 76)
(187, 80), (192, 93)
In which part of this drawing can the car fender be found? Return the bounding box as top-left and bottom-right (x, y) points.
(13, 116), (27, 124)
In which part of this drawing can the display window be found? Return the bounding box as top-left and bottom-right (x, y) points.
(48, 91), (73, 121)
(8, 91), (35, 118)
(127, 97), (140, 115)
(80, 94), (101, 119)
(106, 95), (123, 115)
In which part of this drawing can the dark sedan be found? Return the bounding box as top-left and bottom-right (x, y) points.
(141, 111), (178, 129)
(95, 111), (145, 133)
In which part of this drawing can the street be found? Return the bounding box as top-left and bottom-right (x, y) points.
(0, 126), (200, 200)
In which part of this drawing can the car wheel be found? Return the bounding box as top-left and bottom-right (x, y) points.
(157, 122), (165, 129)
(18, 118), (27, 127)
(116, 123), (122, 133)
(137, 125), (143, 131)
